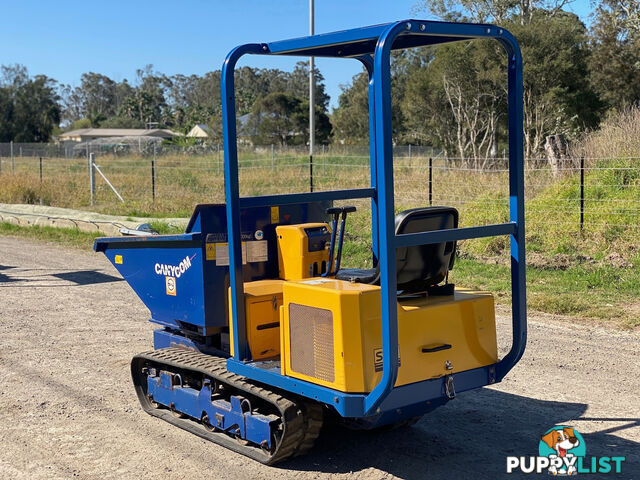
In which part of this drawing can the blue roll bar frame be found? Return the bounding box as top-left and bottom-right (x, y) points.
(222, 20), (526, 417)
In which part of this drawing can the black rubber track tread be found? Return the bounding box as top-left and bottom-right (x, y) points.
(130, 347), (321, 465)
(293, 402), (324, 457)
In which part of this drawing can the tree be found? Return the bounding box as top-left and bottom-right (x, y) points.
(12, 75), (61, 142)
(402, 42), (506, 163)
(247, 92), (331, 146)
(596, 0), (640, 35)
(0, 65), (61, 142)
(331, 72), (370, 144)
(116, 65), (169, 127)
(0, 64), (29, 90)
(0, 87), (14, 141)
(413, 0), (575, 24)
(331, 53), (409, 145)
(287, 61), (331, 111)
(247, 92), (305, 145)
(513, 12), (600, 156)
(80, 72), (117, 121)
(59, 83), (84, 125)
(590, 0), (640, 111)
(406, 4), (599, 158)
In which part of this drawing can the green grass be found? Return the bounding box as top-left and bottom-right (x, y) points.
(451, 257), (640, 329)
(148, 221), (184, 234)
(0, 222), (103, 250)
(462, 158), (640, 258)
(0, 220), (184, 247)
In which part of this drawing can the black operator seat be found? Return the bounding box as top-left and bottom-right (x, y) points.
(335, 206), (459, 293)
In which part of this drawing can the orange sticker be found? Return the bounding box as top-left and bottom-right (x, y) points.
(165, 276), (176, 296)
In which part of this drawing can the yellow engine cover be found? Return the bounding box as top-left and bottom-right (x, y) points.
(281, 279), (497, 393)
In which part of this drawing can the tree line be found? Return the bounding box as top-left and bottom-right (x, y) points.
(1, 0), (640, 159)
(334, 0), (640, 160)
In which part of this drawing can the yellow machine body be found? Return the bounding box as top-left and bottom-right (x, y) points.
(229, 279), (283, 360)
(279, 278), (497, 393)
(276, 223), (330, 280)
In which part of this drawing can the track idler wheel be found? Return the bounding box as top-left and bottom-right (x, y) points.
(201, 413), (215, 432)
(170, 402), (186, 419)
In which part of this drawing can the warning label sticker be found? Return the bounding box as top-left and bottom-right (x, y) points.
(246, 241), (268, 262)
(205, 243), (216, 261)
(208, 241), (268, 265)
(214, 243), (247, 266)
(271, 206), (280, 224)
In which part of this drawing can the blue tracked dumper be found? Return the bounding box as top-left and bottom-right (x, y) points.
(95, 20), (527, 464)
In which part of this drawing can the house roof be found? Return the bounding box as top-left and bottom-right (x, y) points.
(59, 128), (181, 138)
(186, 124), (211, 137)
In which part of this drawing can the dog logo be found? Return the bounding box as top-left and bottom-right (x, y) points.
(539, 426), (586, 475)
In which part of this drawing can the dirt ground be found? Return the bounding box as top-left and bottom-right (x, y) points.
(0, 236), (638, 480)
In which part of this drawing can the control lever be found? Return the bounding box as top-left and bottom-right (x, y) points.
(334, 206), (356, 274)
(322, 207), (342, 276)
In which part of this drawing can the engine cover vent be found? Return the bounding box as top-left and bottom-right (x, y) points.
(288, 303), (334, 382)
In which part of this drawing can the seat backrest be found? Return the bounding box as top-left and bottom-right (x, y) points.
(394, 206), (458, 291)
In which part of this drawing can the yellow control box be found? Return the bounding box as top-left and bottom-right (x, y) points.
(229, 280), (283, 360)
(281, 278), (497, 393)
(276, 223), (330, 280)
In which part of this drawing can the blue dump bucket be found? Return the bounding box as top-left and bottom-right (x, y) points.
(94, 202), (330, 335)
(95, 232), (207, 331)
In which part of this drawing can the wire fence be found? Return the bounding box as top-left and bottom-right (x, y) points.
(0, 142), (638, 238)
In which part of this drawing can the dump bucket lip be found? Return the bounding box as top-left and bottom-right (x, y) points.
(93, 233), (202, 252)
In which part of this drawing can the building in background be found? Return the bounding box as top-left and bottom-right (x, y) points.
(58, 128), (181, 143)
(186, 124), (211, 138)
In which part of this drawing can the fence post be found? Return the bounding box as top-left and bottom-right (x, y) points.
(271, 144), (274, 171)
(408, 144), (412, 160)
(152, 143), (156, 202)
(39, 156), (43, 205)
(429, 157), (433, 206)
(217, 143), (221, 174)
(580, 156), (584, 233)
(10, 141), (14, 173)
(89, 153), (95, 206)
(310, 145), (314, 193)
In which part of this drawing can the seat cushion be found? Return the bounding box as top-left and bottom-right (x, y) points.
(335, 268), (379, 284)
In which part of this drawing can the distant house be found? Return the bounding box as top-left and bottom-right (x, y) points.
(58, 128), (181, 143)
(186, 124), (211, 138)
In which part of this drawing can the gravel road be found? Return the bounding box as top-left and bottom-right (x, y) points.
(0, 236), (638, 479)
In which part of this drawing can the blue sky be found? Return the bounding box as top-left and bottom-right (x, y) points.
(0, 0), (592, 110)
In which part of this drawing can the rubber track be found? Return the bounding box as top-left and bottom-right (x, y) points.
(130, 347), (322, 465)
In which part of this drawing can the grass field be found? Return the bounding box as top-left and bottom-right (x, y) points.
(0, 149), (638, 329)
